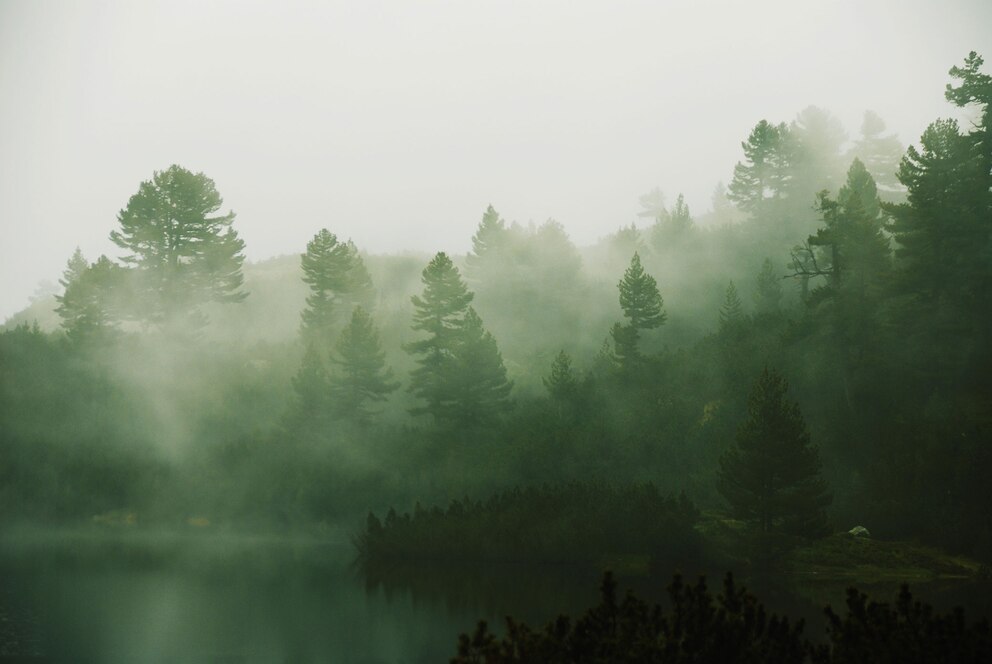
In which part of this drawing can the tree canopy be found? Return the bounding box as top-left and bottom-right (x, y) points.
(110, 164), (246, 326)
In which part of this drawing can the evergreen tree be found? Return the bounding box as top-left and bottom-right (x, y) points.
(450, 307), (513, 427)
(405, 252), (474, 422)
(718, 368), (831, 538)
(286, 344), (332, 434)
(728, 120), (792, 214)
(789, 106), (847, 197)
(670, 194), (693, 233)
(719, 281), (745, 332)
(809, 159), (891, 300)
(109, 165), (246, 326)
(851, 110), (905, 196)
(330, 307), (399, 422)
(611, 252), (666, 369)
(465, 205), (509, 274)
(885, 119), (977, 304)
(609, 223), (645, 263)
(58, 247), (88, 293)
(650, 193), (693, 250)
(543, 350), (578, 402)
(300, 230), (374, 347)
(609, 321), (642, 370)
(945, 51), (992, 192)
(943, 51), (992, 326)
(55, 255), (124, 346)
(618, 252), (666, 330)
(636, 187), (668, 223)
(754, 258), (783, 316)
(343, 240), (376, 313)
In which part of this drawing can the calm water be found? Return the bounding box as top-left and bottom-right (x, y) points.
(0, 530), (988, 663)
(0, 530), (511, 663)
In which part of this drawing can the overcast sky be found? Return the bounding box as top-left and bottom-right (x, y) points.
(1, 0), (990, 321)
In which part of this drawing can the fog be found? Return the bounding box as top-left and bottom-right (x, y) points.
(3, 2), (992, 659)
(2, 0), (990, 320)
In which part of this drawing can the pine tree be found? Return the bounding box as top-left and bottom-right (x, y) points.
(300, 230), (374, 347)
(330, 307), (399, 422)
(343, 240), (376, 313)
(465, 205), (509, 274)
(719, 281), (745, 332)
(405, 252), (475, 421)
(670, 194), (693, 234)
(637, 187), (669, 226)
(943, 52), (992, 325)
(851, 110), (905, 196)
(450, 307), (512, 427)
(885, 119), (975, 304)
(618, 253), (666, 330)
(754, 258), (783, 316)
(55, 254), (124, 346)
(728, 120), (792, 214)
(286, 344), (332, 435)
(609, 321), (642, 369)
(650, 193), (693, 250)
(611, 252), (666, 369)
(58, 248), (88, 293)
(789, 106), (847, 197)
(809, 159), (891, 300)
(543, 350), (578, 402)
(110, 165), (246, 326)
(717, 368), (831, 538)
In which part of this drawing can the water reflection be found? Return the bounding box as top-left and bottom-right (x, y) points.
(1, 532), (989, 662)
(0, 531), (498, 663)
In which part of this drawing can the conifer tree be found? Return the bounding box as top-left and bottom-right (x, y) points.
(611, 253), (666, 369)
(809, 159), (891, 300)
(719, 281), (745, 332)
(718, 368), (831, 538)
(618, 252), (666, 330)
(56, 254), (125, 346)
(330, 306), (398, 421)
(650, 193), (693, 250)
(851, 110), (905, 195)
(885, 120), (974, 304)
(465, 205), (508, 274)
(110, 165), (246, 326)
(300, 230), (375, 347)
(451, 307), (512, 426)
(728, 120), (792, 214)
(58, 248), (88, 293)
(754, 258), (782, 316)
(286, 344), (332, 435)
(405, 252), (474, 421)
(543, 350), (578, 402)
(637, 187), (668, 223)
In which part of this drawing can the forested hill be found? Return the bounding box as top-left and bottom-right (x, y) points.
(2, 53), (990, 564)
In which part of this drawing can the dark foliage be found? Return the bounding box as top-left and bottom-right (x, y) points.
(452, 573), (992, 663)
(358, 484), (700, 565)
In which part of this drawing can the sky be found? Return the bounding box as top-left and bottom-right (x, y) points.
(1, 0), (990, 321)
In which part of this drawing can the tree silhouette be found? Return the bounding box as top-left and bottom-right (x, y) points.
(110, 164), (246, 327)
(330, 306), (398, 421)
(718, 367), (831, 538)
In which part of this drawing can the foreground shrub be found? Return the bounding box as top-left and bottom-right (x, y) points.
(452, 573), (992, 663)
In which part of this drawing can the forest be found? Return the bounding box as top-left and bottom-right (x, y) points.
(1, 49), (991, 658)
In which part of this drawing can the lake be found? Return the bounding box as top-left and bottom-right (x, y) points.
(1, 529), (988, 662)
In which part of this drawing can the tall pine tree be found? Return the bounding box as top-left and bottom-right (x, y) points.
(330, 306), (398, 422)
(718, 368), (831, 538)
(405, 252), (474, 422)
(611, 253), (666, 368)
